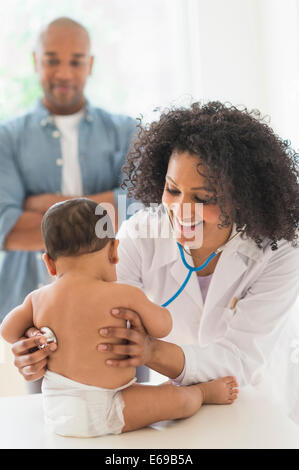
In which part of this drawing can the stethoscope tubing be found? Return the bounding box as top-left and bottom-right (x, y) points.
(161, 244), (217, 307)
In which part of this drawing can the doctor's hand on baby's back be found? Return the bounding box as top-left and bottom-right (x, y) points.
(12, 327), (57, 382)
(98, 307), (154, 368)
(99, 308), (185, 379)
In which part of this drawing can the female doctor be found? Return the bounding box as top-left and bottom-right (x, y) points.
(100, 102), (299, 422)
(12, 102), (299, 421)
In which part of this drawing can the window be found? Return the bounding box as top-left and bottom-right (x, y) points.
(0, 0), (195, 121)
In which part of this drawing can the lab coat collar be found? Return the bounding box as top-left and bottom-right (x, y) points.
(227, 223), (263, 262)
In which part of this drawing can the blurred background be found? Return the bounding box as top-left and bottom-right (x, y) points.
(1, 0), (299, 147)
(0, 0), (299, 395)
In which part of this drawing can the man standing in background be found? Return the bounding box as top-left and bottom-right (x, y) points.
(0, 17), (140, 390)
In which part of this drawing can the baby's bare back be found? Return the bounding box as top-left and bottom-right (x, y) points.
(32, 278), (135, 389)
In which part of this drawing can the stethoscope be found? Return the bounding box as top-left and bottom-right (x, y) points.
(37, 327), (58, 349)
(161, 219), (247, 308)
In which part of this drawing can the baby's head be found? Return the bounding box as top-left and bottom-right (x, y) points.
(41, 198), (118, 279)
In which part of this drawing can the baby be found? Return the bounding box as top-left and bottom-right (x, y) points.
(0, 198), (238, 437)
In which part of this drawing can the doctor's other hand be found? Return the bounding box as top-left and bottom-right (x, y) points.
(11, 327), (57, 382)
(97, 308), (154, 367)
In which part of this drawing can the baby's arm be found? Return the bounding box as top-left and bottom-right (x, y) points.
(0, 293), (34, 344)
(118, 284), (172, 338)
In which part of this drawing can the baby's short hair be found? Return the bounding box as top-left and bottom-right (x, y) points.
(42, 198), (114, 260)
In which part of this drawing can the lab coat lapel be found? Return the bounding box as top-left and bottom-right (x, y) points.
(203, 244), (247, 315)
(202, 230), (262, 320)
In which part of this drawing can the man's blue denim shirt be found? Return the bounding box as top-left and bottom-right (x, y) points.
(0, 100), (137, 321)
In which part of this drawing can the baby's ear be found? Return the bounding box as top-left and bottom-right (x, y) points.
(42, 253), (57, 276)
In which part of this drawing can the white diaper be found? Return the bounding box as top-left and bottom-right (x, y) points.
(42, 370), (137, 438)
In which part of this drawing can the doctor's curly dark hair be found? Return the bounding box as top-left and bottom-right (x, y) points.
(122, 101), (299, 250)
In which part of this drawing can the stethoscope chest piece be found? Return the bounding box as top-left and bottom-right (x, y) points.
(38, 326), (58, 349)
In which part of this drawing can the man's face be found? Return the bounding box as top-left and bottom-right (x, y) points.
(33, 26), (94, 114)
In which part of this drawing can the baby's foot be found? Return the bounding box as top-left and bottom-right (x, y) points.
(199, 376), (239, 405)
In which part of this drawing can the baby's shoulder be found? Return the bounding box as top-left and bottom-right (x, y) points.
(104, 282), (137, 295)
(106, 282), (144, 305)
(76, 279), (134, 301)
(30, 283), (53, 303)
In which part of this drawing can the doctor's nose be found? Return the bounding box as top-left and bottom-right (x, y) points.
(171, 199), (196, 220)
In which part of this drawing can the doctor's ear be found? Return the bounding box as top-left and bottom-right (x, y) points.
(42, 253), (57, 276)
(108, 239), (119, 265)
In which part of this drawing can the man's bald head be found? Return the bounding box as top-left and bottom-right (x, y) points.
(36, 17), (91, 55)
(33, 17), (94, 115)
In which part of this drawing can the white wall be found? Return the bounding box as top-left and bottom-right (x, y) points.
(260, 0), (299, 148)
(183, 0), (299, 149)
(191, 0), (265, 109)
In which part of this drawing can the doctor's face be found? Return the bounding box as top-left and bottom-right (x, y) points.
(162, 150), (231, 247)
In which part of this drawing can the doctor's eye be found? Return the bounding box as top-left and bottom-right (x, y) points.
(194, 195), (217, 205)
(166, 187), (180, 196)
(166, 187), (212, 204)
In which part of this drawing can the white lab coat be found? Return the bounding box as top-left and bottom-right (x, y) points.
(116, 208), (299, 423)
